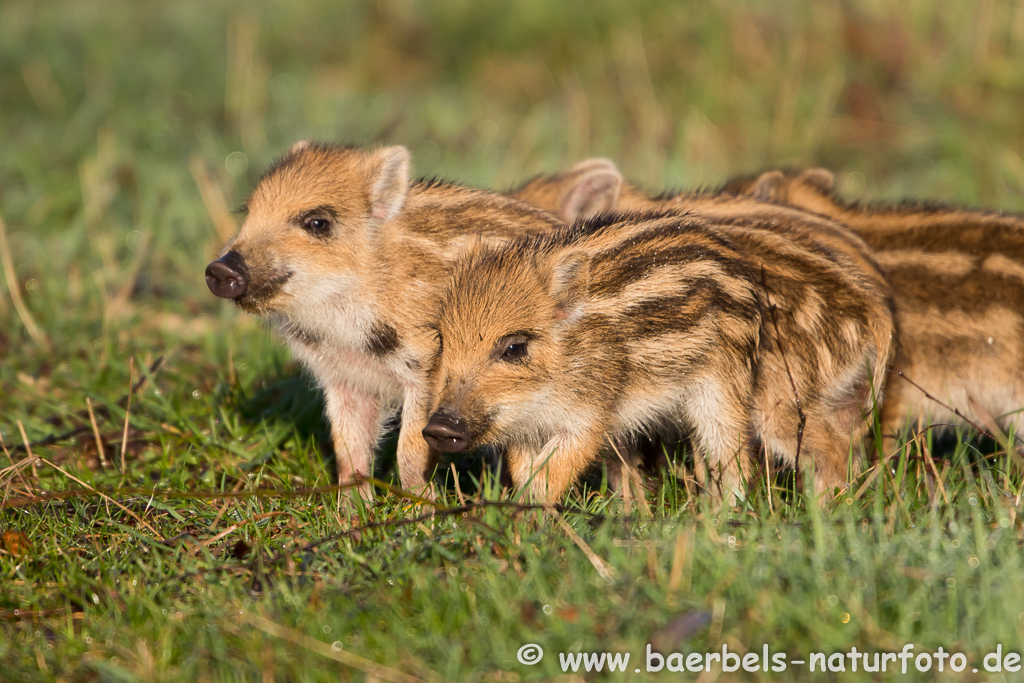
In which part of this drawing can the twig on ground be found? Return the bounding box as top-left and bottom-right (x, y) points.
(242, 612), (439, 683)
(208, 477), (248, 531)
(120, 357), (134, 475)
(897, 371), (1024, 471)
(85, 397), (109, 468)
(897, 371), (1010, 448)
(2, 481), (363, 509)
(3, 476), (654, 579)
(36, 456), (160, 536)
(0, 430), (33, 502)
(202, 511), (289, 547)
(7, 356), (163, 455)
(16, 421), (39, 489)
(266, 480), (647, 569)
(0, 213), (50, 350)
(545, 504), (616, 581)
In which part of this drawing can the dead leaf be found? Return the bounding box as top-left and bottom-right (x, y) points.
(2, 530), (32, 557)
(555, 606), (579, 623)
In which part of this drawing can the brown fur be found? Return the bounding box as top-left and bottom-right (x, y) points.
(510, 162), (896, 488)
(427, 208), (896, 502)
(213, 142), (562, 497)
(509, 165), (889, 325)
(737, 168), (1024, 448)
(508, 159), (623, 222)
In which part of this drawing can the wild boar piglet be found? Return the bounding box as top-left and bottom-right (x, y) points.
(423, 210), (895, 501)
(738, 168), (1024, 452)
(509, 160), (885, 298)
(205, 142), (562, 499)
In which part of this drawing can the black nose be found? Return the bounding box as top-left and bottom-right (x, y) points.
(205, 251), (248, 299)
(422, 412), (470, 453)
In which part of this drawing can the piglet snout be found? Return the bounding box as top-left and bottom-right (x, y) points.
(205, 250), (248, 299)
(422, 411), (470, 453)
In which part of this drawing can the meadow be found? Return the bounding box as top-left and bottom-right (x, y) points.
(3, 0), (1024, 680)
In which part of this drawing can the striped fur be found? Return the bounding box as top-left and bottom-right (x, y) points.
(510, 161), (896, 489)
(427, 210), (896, 501)
(740, 168), (1024, 448)
(214, 142), (562, 497)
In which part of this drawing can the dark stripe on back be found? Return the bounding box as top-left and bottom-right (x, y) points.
(723, 225), (871, 295)
(587, 224), (754, 297)
(838, 195), (1024, 221)
(855, 223), (1024, 256)
(620, 279), (760, 338)
(570, 208), (694, 232)
(887, 266), (1024, 313)
(405, 189), (564, 238)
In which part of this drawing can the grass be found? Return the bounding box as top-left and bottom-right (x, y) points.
(3, 0), (1024, 680)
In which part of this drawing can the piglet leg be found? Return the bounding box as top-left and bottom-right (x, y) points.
(507, 428), (605, 503)
(324, 382), (382, 501)
(396, 384), (440, 498)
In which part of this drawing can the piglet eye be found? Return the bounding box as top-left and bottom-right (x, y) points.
(303, 217), (330, 236)
(494, 333), (531, 363)
(501, 341), (527, 362)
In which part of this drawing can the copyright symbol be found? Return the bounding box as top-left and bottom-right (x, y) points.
(517, 643), (544, 665)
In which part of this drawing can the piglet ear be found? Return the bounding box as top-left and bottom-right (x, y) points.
(569, 157), (619, 174)
(550, 251), (590, 320)
(288, 139), (311, 155)
(797, 167), (836, 194)
(560, 162), (623, 223)
(749, 170), (786, 203)
(367, 145), (411, 223)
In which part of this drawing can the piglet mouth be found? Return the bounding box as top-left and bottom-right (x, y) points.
(235, 270), (293, 313)
(422, 412), (471, 453)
